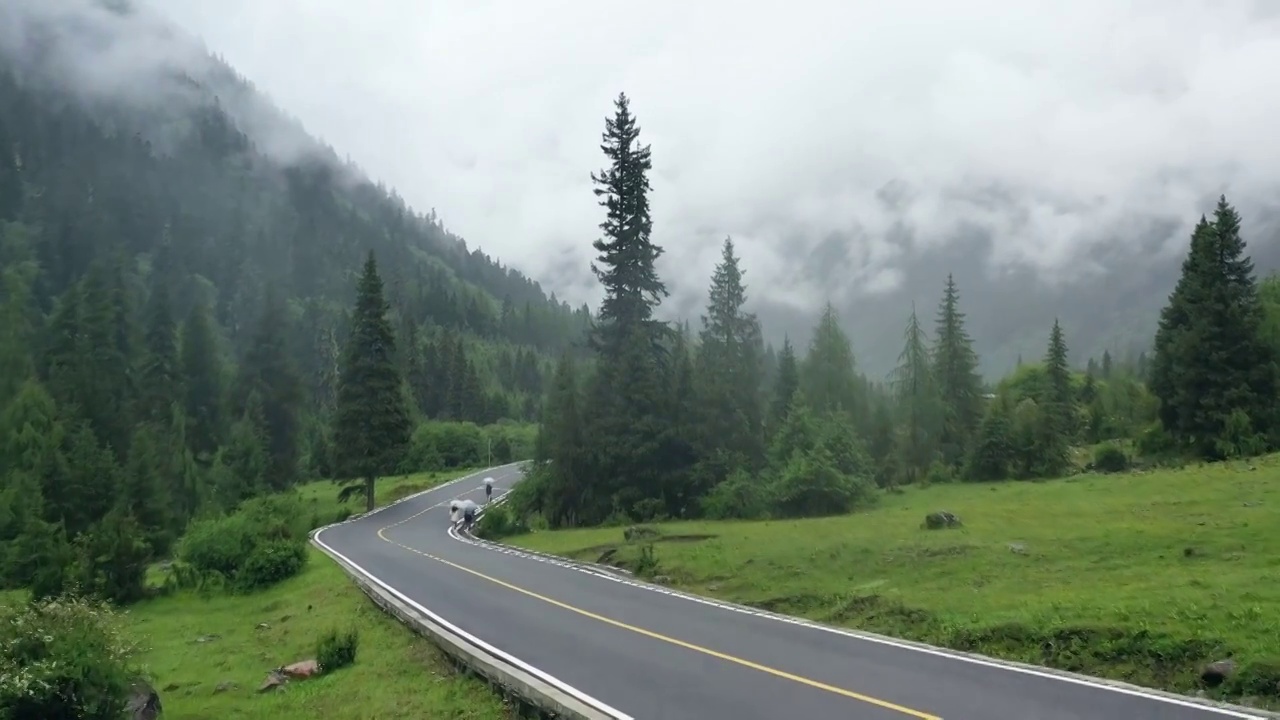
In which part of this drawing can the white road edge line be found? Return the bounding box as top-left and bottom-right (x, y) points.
(454, 475), (1270, 720)
(311, 465), (634, 720)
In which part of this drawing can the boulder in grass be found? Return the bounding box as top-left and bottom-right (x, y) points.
(923, 511), (961, 530)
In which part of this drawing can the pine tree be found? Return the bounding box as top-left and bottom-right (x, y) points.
(696, 237), (765, 471)
(1043, 318), (1076, 437)
(553, 92), (679, 524)
(0, 226), (37, 406)
(589, 92), (666, 356)
(180, 301), (224, 462)
(332, 251), (413, 513)
(1032, 319), (1074, 475)
(119, 426), (172, 556)
(138, 283), (179, 426)
(1100, 349), (1113, 378)
(1151, 198), (1279, 458)
(238, 289), (304, 489)
(216, 395), (269, 508)
(769, 336), (800, 435)
(891, 306), (942, 484)
(530, 352), (585, 527)
(932, 274), (983, 465)
(800, 303), (861, 418)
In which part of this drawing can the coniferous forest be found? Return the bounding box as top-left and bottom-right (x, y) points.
(5, 17), (1280, 717)
(491, 92), (1280, 534)
(0, 46), (589, 605)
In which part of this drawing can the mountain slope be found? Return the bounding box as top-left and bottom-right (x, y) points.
(0, 0), (592, 423)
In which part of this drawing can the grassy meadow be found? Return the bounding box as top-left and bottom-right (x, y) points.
(125, 546), (512, 720)
(508, 455), (1280, 706)
(1, 466), (512, 720)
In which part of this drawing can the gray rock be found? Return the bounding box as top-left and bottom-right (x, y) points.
(923, 511), (962, 530)
(1200, 658), (1236, 687)
(125, 680), (162, 720)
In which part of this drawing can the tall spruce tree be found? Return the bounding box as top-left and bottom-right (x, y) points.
(589, 92), (666, 356)
(801, 303), (861, 418)
(238, 289), (304, 489)
(891, 306), (942, 484)
(559, 92), (681, 523)
(531, 352), (585, 527)
(932, 274), (983, 465)
(1043, 319), (1075, 424)
(769, 336), (800, 434)
(332, 251), (413, 513)
(1037, 318), (1074, 474)
(180, 301), (224, 462)
(1151, 198), (1279, 457)
(696, 237), (765, 471)
(138, 283), (179, 426)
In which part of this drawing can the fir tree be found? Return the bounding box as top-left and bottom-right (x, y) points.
(138, 283), (179, 426)
(1151, 198), (1279, 458)
(589, 92), (666, 356)
(769, 336), (800, 435)
(800, 303), (860, 418)
(1043, 318), (1076, 439)
(932, 274), (983, 465)
(891, 306), (942, 484)
(332, 251), (413, 513)
(238, 289), (304, 489)
(180, 301), (224, 462)
(696, 237), (765, 471)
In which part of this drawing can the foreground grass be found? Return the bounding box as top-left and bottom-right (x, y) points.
(129, 547), (512, 719)
(508, 455), (1280, 705)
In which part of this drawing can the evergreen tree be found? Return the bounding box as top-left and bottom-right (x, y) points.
(932, 274), (984, 465)
(530, 352), (586, 527)
(118, 426), (172, 557)
(0, 226), (37, 406)
(332, 252), (413, 512)
(769, 336), (800, 435)
(589, 92), (666, 356)
(1150, 198), (1279, 458)
(891, 306), (942, 484)
(238, 289), (304, 489)
(1043, 318), (1076, 442)
(180, 301), (224, 462)
(800, 303), (861, 418)
(696, 237), (765, 472)
(138, 283), (179, 426)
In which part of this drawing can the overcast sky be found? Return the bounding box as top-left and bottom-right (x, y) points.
(129, 0), (1280, 314)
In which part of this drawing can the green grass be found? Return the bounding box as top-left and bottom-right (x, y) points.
(126, 547), (512, 719)
(1, 466), (511, 719)
(508, 455), (1280, 705)
(294, 467), (484, 523)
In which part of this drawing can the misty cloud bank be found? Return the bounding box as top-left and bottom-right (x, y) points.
(7, 0), (1280, 373)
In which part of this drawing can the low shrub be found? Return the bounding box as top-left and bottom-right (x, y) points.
(474, 503), (528, 540)
(176, 493), (311, 593)
(316, 628), (359, 673)
(233, 540), (308, 593)
(0, 595), (142, 720)
(1093, 443), (1130, 473)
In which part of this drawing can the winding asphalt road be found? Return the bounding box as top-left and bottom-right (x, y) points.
(313, 465), (1270, 720)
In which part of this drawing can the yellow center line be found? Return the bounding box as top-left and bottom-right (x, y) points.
(373, 493), (942, 720)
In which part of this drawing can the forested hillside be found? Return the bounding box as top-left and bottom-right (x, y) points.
(0, 26), (590, 598)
